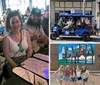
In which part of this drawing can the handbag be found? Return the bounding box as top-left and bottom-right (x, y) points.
(77, 77), (82, 80)
(2, 63), (12, 80)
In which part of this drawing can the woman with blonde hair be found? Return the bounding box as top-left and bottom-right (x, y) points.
(64, 65), (70, 85)
(55, 65), (65, 85)
(81, 66), (89, 85)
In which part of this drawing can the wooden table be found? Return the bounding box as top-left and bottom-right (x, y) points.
(33, 53), (49, 63)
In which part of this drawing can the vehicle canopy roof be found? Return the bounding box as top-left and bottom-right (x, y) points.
(59, 13), (94, 18)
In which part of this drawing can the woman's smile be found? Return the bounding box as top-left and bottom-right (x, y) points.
(10, 16), (21, 31)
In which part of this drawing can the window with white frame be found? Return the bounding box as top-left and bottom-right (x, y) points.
(6, 0), (29, 14)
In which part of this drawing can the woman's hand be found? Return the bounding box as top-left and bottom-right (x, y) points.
(37, 35), (48, 44)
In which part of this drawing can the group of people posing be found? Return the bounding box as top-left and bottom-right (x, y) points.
(55, 65), (89, 85)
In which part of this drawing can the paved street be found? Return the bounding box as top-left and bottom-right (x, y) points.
(50, 72), (100, 85)
(50, 36), (100, 43)
(50, 33), (100, 42)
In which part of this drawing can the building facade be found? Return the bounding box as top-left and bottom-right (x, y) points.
(50, 44), (100, 71)
(50, 0), (100, 26)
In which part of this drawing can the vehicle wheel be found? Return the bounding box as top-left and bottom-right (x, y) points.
(50, 32), (57, 40)
(82, 33), (90, 41)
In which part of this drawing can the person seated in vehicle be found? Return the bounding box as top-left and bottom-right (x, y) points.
(63, 17), (73, 30)
(85, 18), (93, 31)
(76, 20), (81, 25)
(61, 17), (67, 27)
(82, 18), (94, 33)
(76, 19), (81, 29)
(85, 17), (90, 24)
(81, 19), (86, 28)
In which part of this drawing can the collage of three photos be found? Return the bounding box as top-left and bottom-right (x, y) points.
(0, 0), (100, 85)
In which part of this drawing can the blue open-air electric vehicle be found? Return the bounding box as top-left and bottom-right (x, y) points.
(50, 13), (94, 41)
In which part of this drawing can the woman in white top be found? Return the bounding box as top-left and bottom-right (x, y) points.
(2, 10), (32, 79)
(55, 65), (65, 85)
(64, 65), (71, 85)
(76, 65), (82, 85)
(81, 66), (89, 85)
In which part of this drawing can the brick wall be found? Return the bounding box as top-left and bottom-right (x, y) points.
(50, 44), (100, 71)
